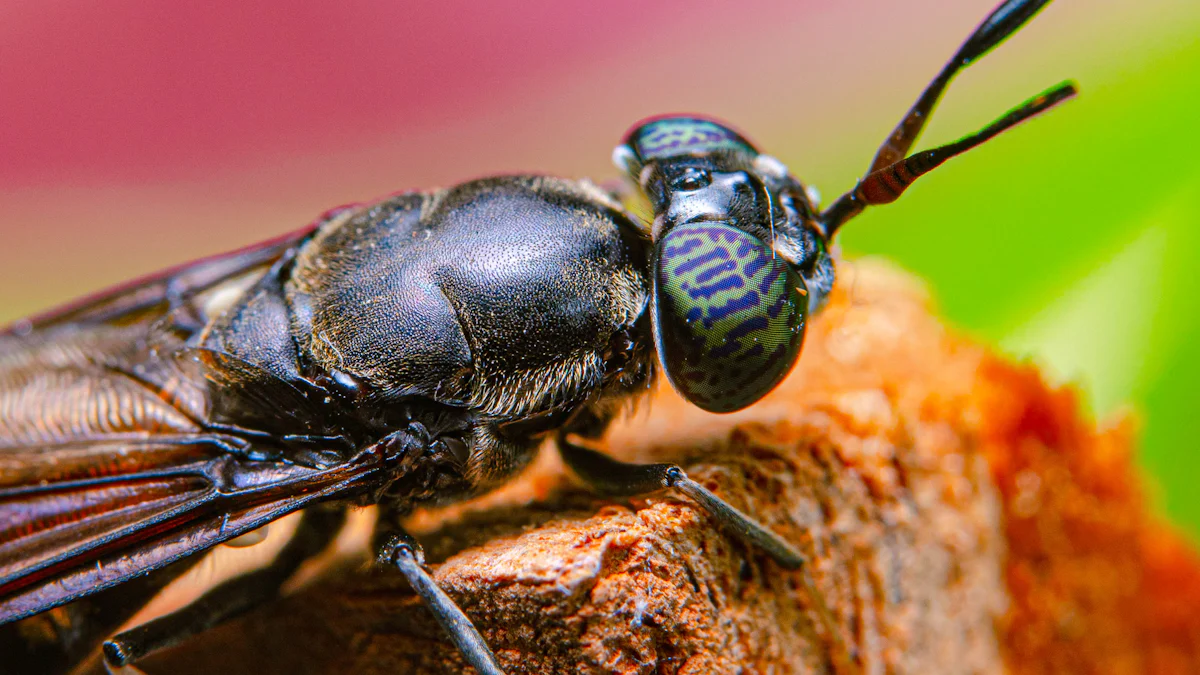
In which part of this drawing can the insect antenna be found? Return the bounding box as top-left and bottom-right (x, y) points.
(819, 0), (1075, 235)
(871, 0), (1056, 171)
(820, 82), (1076, 233)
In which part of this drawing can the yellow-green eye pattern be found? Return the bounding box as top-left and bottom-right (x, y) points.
(653, 222), (808, 413)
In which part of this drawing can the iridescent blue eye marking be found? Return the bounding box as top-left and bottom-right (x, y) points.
(653, 221), (808, 413)
(626, 117), (758, 163)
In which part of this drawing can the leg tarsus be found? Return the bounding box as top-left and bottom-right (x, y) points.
(377, 532), (505, 675)
(665, 468), (808, 570)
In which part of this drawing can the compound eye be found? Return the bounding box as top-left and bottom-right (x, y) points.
(670, 168), (712, 192)
(652, 222), (808, 413)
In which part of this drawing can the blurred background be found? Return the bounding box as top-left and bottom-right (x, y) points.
(2, 0), (1198, 532)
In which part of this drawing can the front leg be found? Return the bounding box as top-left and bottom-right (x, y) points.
(557, 432), (857, 672)
(557, 433), (807, 568)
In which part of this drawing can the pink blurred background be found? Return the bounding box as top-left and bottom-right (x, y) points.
(5, 0), (1200, 528)
(0, 0), (1124, 316)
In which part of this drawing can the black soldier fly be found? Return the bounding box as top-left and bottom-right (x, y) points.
(0, 0), (1075, 672)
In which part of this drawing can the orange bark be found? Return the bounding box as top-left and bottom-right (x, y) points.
(108, 261), (1200, 675)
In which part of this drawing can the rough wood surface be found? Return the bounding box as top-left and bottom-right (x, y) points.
(97, 261), (1200, 675)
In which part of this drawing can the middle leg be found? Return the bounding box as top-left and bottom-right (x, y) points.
(374, 511), (505, 675)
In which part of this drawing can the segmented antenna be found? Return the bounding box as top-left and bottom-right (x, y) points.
(820, 0), (1075, 235)
(820, 82), (1076, 231)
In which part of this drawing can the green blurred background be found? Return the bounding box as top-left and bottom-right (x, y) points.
(831, 0), (1200, 533)
(1, 0), (1198, 531)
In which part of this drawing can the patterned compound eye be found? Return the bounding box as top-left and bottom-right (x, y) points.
(615, 116), (760, 180)
(652, 222), (808, 413)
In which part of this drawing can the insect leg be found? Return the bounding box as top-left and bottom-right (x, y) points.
(102, 505), (347, 668)
(557, 435), (806, 567)
(557, 435), (857, 671)
(0, 558), (201, 675)
(375, 528), (504, 675)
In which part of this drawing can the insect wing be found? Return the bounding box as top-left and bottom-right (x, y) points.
(0, 205), (368, 623)
(0, 438), (220, 593)
(6, 215), (333, 334)
(0, 436), (375, 623)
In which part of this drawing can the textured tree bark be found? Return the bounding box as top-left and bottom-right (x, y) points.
(95, 261), (1200, 675)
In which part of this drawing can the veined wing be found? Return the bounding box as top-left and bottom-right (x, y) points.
(0, 437), (379, 622)
(7, 217), (330, 333)
(0, 206), (366, 622)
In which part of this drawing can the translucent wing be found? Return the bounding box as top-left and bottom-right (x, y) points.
(11, 221), (320, 332)
(0, 440), (374, 622)
(0, 210), (366, 624)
